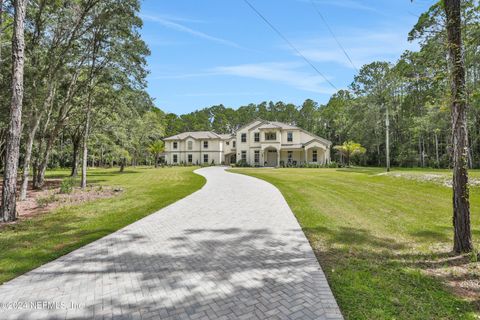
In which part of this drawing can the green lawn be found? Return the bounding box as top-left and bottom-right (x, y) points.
(0, 166), (205, 284)
(232, 167), (480, 320)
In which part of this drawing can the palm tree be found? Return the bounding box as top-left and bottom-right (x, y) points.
(148, 141), (164, 168)
(334, 141), (366, 167)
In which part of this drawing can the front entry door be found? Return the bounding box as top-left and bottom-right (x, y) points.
(266, 150), (278, 167)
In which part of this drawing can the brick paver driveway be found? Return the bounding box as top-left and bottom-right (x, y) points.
(0, 167), (342, 320)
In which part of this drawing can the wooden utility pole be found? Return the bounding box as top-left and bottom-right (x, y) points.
(444, 0), (473, 253)
(1, 0), (27, 222)
(385, 104), (390, 172)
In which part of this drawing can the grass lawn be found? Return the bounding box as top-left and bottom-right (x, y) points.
(232, 167), (480, 320)
(0, 166), (205, 284)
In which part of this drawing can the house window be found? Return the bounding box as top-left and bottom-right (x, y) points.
(233, 141), (236, 148)
(203, 154), (208, 163)
(188, 154), (193, 163)
(287, 132), (293, 142)
(254, 151), (260, 163)
(241, 133), (247, 143)
(265, 132), (276, 141)
(312, 150), (318, 162)
(254, 132), (260, 142)
(173, 142), (178, 149)
(187, 141), (193, 150)
(226, 141), (230, 146)
(288, 151), (293, 163)
(203, 141), (208, 149)
(173, 154), (178, 163)
(241, 151), (247, 161)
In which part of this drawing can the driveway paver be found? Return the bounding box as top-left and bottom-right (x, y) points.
(0, 167), (343, 319)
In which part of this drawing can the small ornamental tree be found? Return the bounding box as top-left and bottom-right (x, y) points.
(334, 141), (366, 167)
(148, 141), (164, 168)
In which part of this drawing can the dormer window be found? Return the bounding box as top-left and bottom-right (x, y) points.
(173, 142), (178, 149)
(265, 132), (276, 141)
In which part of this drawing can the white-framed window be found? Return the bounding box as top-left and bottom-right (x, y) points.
(254, 151), (260, 163)
(254, 132), (260, 142)
(173, 142), (178, 149)
(188, 141), (193, 150)
(312, 150), (318, 162)
(287, 132), (293, 142)
(241, 133), (247, 143)
(241, 151), (247, 161)
(265, 132), (276, 141)
(173, 154), (178, 163)
(203, 154), (209, 163)
(203, 141), (208, 149)
(188, 154), (193, 163)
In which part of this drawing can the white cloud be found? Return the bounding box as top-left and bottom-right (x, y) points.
(211, 62), (337, 94)
(300, 0), (381, 14)
(291, 30), (419, 69)
(141, 14), (243, 49)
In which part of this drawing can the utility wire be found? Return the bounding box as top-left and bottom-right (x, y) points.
(242, 0), (338, 91)
(310, 0), (359, 72)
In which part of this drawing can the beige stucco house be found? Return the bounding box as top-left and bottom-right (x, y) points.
(163, 120), (331, 166)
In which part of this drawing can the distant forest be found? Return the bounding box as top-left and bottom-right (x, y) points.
(165, 1), (480, 168)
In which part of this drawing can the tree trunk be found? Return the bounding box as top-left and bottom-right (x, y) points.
(445, 0), (473, 253)
(385, 104), (390, 172)
(70, 137), (80, 177)
(19, 84), (55, 200)
(435, 131), (440, 168)
(80, 108), (91, 189)
(120, 158), (125, 172)
(1, 0), (27, 222)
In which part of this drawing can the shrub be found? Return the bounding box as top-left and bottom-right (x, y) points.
(59, 177), (76, 194)
(235, 160), (250, 167)
(37, 194), (57, 207)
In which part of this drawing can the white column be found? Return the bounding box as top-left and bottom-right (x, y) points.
(277, 149), (280, 167)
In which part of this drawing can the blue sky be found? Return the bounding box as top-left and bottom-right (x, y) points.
(139, 0), (436, 115)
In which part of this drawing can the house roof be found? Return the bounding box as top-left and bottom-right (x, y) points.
(162, 119), (332, 146)
(163, 131), (222, 141)
(218, 134), (234, 140)
(258, 121), (299, 130)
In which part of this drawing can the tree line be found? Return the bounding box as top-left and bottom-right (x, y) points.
(164, 1), (480, 171)
(0, 0), (164, 222)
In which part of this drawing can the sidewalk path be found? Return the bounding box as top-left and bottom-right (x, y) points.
(0, 167), (342, 320)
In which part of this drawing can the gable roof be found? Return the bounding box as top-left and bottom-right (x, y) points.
(163, 131), (222, 141)
(218, 134), (234, 140)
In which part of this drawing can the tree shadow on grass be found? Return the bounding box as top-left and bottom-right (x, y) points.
(303, 226), (478, 319)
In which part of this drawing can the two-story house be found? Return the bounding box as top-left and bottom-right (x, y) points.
(163, 120), (331, 166)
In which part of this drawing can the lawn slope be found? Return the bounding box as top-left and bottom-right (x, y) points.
(233, 167), (479, 320)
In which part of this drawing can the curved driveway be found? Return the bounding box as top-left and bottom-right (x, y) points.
(0, 167), (342, 320)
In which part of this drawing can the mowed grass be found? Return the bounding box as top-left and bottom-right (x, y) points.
(232, 167), (480, 320)
(0, 166), (205, 284)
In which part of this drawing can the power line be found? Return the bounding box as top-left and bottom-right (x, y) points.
(242, 0), (338, 91)
(310, 0), (359, 72)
